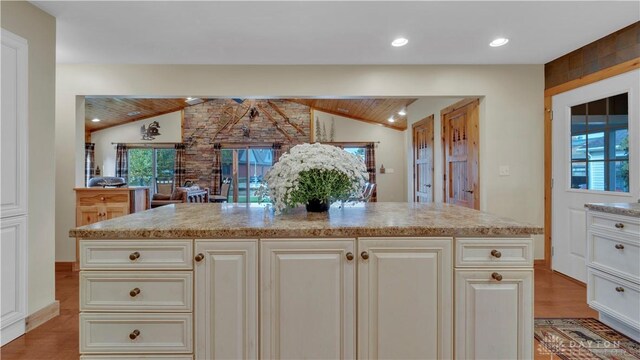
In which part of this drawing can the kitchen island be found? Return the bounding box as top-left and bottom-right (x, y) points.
(71, 202), (542, 360)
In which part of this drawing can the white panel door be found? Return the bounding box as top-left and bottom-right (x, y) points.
(260, 239), (356, 360)
(1, 216), (27, 345)
(1, 29), (28, 218)
(455, 270), (534, 360)
(552, 69), (640, 282)
(194, 240), (258, 360)
(358, 238), (453, 360)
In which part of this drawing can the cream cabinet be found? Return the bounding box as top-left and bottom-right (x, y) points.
(194, 240), (258, 360)
(358, 238), (453, 359)
(586, 209), (640, 341)
(260, 239), (356, 360)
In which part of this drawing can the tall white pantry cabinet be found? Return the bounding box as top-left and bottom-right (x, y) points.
(1, 29), (29, 346)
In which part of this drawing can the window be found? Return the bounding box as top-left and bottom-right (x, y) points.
(343, 147), (366, 163)
(221, 147), (273, 203)
(128, 147), (176, 193)
(570, 93), (629, 192)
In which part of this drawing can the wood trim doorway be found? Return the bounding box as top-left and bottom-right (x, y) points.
(441, 98), (480, 210)
(413, 115), (435, 202)
(542, 58), (640, 270)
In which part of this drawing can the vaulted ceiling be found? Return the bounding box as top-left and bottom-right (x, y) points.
(85, 98), (418, 132)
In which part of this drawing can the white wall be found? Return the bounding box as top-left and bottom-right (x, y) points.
(1, 1), (57, 314)
(90, 111), (182, 177)
(315, 111), (406, 202)
(56, 64), (544, 261)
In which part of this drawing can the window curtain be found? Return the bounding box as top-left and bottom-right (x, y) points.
(272, 143), (283, 164)
(211, 143), (222, 195)
(84, 143), (95, 187)
(365, 143), (377, 202)
(173, 143), (186, 188)
(115, 143), (128, 183)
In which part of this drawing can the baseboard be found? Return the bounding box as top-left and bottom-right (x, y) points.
(25, 301), (60, 333)
(55, 261), (74, 272)
(552, 270), (587, 287)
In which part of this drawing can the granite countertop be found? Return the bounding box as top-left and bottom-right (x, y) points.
(585, 202), (640, 218)
(70, 202), (542, 239)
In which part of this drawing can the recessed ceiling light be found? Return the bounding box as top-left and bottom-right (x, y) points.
(388, 116), (395, 123)
(391, 38), (409, 47)
(489, 38), (509, 47)
(91, 118), (101, 122)
(186, 97), (194, 101)
(398, 109), (406, 116)
(127, 111), (141, 116)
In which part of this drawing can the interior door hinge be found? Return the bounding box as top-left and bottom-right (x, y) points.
(551, 178), (554, 188)
(549, 110), (553, 120)
(552, 246), (554, 257)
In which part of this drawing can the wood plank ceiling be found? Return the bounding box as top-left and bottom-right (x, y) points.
(85, 98), (189, 131)
(289, 98), (417, 130)
(85, 97), (418, 132)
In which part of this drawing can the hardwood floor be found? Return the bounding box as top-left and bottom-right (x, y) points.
(1, 266), (598, 359)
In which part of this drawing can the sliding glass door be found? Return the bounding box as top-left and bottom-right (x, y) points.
(221, 146), (273, 203)
(128, 147), (176, 195)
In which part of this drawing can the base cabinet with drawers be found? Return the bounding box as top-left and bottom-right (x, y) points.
(586, 209), (640, 342)
(79, 236), (534, 359)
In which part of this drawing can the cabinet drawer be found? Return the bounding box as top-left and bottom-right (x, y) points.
(80, 272), (192, 312)
(77, 191), (130, 206)
(80, 240), (193, 270)
(588, 269), (640, 331)
(589, 213), (640, 238)
(588, 232), (640, 283)
(455, 238), (533, 267)
(80, 313), (193, 354)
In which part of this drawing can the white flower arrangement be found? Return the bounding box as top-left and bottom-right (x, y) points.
(259, 143), (368, 214)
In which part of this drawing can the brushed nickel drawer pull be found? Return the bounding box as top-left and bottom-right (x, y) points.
(129, 251), (140, 261)
(491, 249), (502, 258)
(345, 252), (354, 261)
(129, 288), (141, 297)
(194, 253), (205, 262)
(615, 286), (625, 293)
(615, 244), (625, 250)
(491, 272), (503, 281)
(129, 329), (140, 340)
(615, 223), (625, 229)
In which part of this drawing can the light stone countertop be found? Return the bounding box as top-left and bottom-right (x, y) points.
(70, 202), (543, 239)
(585, 202), (640, 218)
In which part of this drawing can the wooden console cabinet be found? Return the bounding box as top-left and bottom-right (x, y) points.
(74, 187), (149, 269)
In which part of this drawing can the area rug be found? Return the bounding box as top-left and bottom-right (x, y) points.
(535, 318), (640, 359)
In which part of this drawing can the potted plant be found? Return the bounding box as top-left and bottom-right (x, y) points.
(259, 143), (368, 214)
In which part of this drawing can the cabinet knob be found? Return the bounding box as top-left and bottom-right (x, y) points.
(361, 251), (369, 260)
(615, 286), (625, 293)
(194, 253), (205, 262)
(615, 244), (625, 250)
(491, 272), (503, 281)
(490, 249), (502, 258)
(129, 251), (140, 261)
(345, 252), (354, 261)
(129, 329), (140, 340)
(615, 222), (625, 229)
(129, 288), (141, 297)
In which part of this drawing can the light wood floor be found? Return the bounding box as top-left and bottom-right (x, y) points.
(1, 267), (597, 360)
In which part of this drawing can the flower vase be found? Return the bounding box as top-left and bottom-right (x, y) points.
(305, 199), (330, 213)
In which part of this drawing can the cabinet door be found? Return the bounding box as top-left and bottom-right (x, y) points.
(358, 238), (453, 359)
(1, 29), (28, 218)
(104, 204), (129, 219)
(455, 270), (533, 360)
(77, 206), (102, 226)
(195, 240), (258, 360)
(260, 239), (356, 360)
(1, 216), (27, 345)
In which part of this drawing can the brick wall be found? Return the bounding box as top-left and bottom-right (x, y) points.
(545, 22), (639, 89)
(182, 99), (311, 189)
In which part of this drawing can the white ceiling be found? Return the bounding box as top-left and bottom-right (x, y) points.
(32, 1), (639, 65)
